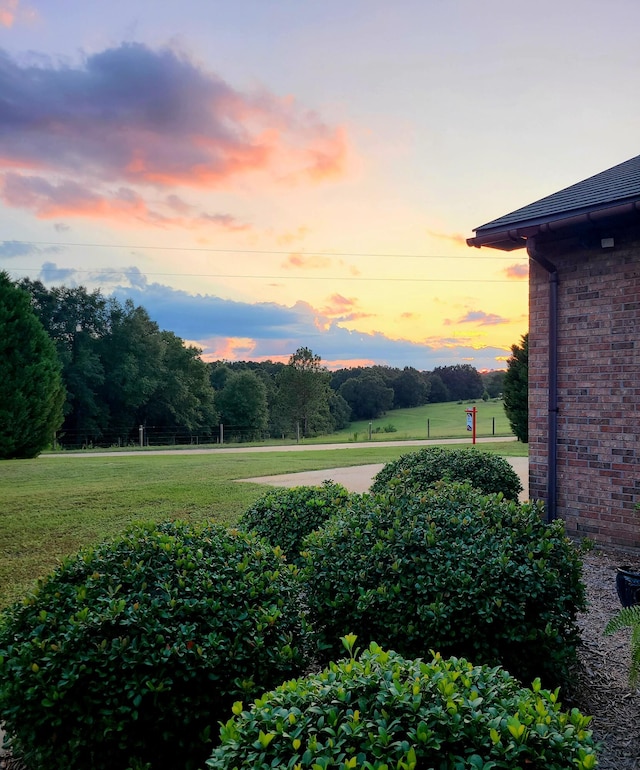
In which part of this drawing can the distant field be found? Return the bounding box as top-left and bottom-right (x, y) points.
(0, 439), (525, 607)
(306, 399), (512, 444)
(45, 400), (512, 453)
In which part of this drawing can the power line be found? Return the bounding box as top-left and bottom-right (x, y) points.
(13, 266), (525, 284)
(9, 239), (526, 261)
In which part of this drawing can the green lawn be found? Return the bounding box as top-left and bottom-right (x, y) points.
(0, 439), (526, 608)
(312, 399), (512, 443)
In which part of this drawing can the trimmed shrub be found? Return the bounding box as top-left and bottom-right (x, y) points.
(301, 483), (585, 686)
(370, 446), (523, 500)
(0, 521), (310, 770)
(207, 639), (598, 770)
(238, 481), (352, 565)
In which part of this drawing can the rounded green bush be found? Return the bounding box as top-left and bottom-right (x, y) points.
(301, 483), (585, 686)
(207, 639), (598, 770)
(0, 521), (310, 770)
(238, 481), (352, 565)
(370, 446), (523, 500)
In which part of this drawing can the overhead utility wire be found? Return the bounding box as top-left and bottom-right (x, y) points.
(13, 266), (523, 284)
(11, 240), (525, 261)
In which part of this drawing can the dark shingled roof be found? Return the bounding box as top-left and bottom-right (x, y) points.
(468, 154), (640, 250)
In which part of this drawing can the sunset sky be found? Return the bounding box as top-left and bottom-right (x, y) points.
(2, 0), (639, 370)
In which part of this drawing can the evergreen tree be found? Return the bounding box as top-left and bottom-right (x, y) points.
(18, 279), (108, 442)
(503, 333), (528, 442)
(0, 272), (65, 458)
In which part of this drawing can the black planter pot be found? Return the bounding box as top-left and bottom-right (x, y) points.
(615, 566), (640, 608)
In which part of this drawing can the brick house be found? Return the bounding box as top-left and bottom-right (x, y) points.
(467, 155), (639, 549)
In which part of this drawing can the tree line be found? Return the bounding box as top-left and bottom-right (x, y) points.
(209, 356), (506, 441)
(1, 274), (515, 457)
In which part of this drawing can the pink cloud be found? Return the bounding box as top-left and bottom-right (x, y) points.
(1, 174), (149, 221)
(281, 253), (361, 278)
(197, 212), (250, 232)
(0, 0), (32, 27)
(200, 336), (257, 361)
(317, 293), (373, 325)
(422, 334), (484, 348)
(304, 126), (349, 181)
(1, 172), (251, 231)
(282, 253), (332, 270)
(324, 293), (356, 314)
(324, 357), (377, 370)
(0, 43), (351, 223)
(454, 310), (510, 326)
(426, 229), (467, 247)
(504, 263), (529, 280)
(0, 1), (16, 26)
(165, 194), (193, 214)
(276, 226), (310, 246)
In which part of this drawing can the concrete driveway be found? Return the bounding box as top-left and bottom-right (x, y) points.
(239, 455), (529, 501)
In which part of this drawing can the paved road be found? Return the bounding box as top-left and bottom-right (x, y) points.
(46, 435), (528, 500)
(47, 435), (517, 458)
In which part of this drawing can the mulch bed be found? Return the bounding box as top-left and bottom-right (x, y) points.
(565, 547), (640, 769)
(2, 547), (639, 769)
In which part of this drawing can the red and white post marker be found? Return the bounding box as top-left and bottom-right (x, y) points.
(465, 406), (477, 445)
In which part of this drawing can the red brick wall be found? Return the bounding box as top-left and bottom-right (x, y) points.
(528, 226), (639, 548)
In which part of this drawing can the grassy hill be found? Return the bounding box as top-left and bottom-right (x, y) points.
(306, 398), (512, 444)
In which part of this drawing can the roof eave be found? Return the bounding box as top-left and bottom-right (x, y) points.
(467, 198), (640, 251)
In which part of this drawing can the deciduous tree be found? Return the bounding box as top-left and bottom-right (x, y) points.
(425, 373), (449, 403)
(216, 370), (268, 441)
(432, 364), (483, 401)
(392, 366), (430, 408)
(482, 370), (506, 399)
(275, 347), (332, 437)
(144, 331), (218, 438)
(338, 371), (394, 420)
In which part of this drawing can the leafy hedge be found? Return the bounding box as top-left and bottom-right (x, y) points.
(207, 638), (598, 770)
(301, 483), (585, 686)
(0, 521), (309, 770)
(238, 481), (352, 565)
(370, 446), (523, 500)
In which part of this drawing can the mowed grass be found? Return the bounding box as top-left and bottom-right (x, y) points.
(0, 440), (526, 608)
(304, 399), (512, 444)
